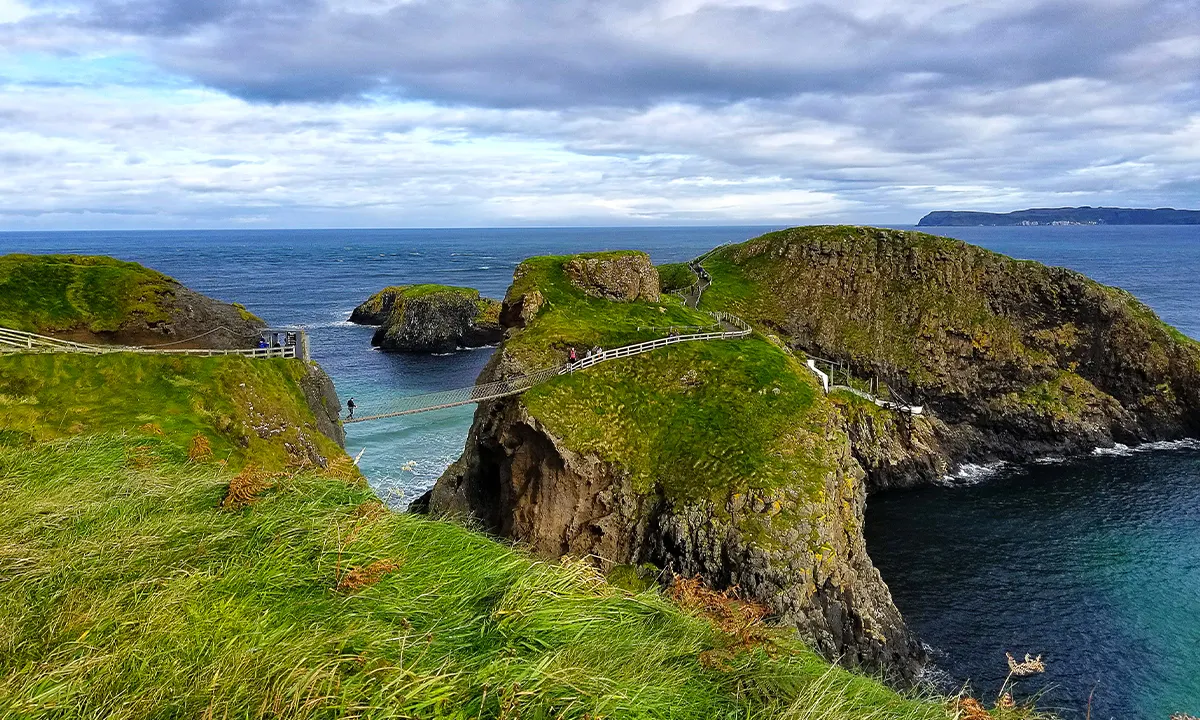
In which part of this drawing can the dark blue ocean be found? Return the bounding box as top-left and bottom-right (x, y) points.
(1, 225), (1197, 720)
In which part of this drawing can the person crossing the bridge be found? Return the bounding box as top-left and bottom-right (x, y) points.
(568, 347), (577, 365)
(346, 397), (356, 420)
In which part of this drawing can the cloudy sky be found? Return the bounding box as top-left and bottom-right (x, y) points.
(0, 0), (1197, 229)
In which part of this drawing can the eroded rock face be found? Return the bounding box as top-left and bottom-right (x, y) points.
(423, 349), (924, 684)
(298, 362), (346, 448)
(499, 290), (544, 329)
(350, 287), (503, 353)
(563, 253), (660, 303)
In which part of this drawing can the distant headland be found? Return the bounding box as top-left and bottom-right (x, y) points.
(917, 206), (1200, 227)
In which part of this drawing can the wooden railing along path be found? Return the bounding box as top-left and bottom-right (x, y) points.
(0, 326), (308, 360)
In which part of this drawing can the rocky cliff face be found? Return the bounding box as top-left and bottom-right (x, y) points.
(420, 251), (925, 683)
(563, 252), (660, 302)
(298, 361), (346, 449)
(350, 285), (502, 353)
(701, 226), (1200, 489)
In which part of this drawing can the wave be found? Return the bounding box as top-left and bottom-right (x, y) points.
(1093, 438), (1200, 456)
(304, 318), (361, 329)
(937, 461), (1009, 487)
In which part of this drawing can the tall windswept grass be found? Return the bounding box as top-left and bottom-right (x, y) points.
(0, 434), (972, 719)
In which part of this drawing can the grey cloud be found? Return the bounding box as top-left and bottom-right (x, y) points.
(26, 0), (1199, 109)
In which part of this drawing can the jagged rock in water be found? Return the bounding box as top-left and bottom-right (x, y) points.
(563, 252), (660, 302)
(350, 285), (502, 353)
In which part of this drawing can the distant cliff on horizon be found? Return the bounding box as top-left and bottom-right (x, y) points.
(918, 206), (1200, 227)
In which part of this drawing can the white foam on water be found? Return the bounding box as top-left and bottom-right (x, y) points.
(1033, 455), (1067, 465)
(937, 461), (1009, 487)
(1093, 438), (1200, 456)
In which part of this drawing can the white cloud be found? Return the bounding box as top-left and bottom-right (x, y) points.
(0, 0), (1197, 228)
(0, 0), (31, 23)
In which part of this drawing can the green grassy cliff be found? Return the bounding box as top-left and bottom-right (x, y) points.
(0, 254), (179, 333)
(429, 250), (941, 683)
(696, 226), (1200, 482)
(0, 253), (265, 348)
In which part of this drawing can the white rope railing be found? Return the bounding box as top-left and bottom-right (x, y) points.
(346, 311), (753, 423)
(0, 326), (299, 359)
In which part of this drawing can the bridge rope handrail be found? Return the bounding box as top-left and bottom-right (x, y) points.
(345, 311), (752, 423)
(0, 326), (300, 359)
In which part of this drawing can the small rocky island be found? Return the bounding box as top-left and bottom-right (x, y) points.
(350, 284), (503, 353)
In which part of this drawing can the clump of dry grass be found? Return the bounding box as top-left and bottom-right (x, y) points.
(1006, 652), (1045, 677)
(953, 697), (991, 720)
(138, 423), (164, 436)
(336, 559), (401, 594)
(323, 454), (362, 483)
(126, 444), (156, 469)
(667, 575), (780, 667)
(187, 434), (213, 462)
(221, 465), (275, 509)
(351, 500), (387, 524)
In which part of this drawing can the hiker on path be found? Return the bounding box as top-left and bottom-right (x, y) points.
(568, 347), (577, 364)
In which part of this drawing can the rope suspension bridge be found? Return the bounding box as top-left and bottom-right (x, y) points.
(345, 311), (751, 423)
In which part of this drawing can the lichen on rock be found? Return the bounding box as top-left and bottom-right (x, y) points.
(349, 284), (502, 353)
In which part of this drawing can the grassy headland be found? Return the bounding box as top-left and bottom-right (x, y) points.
(506, 251), (840, 534)
(0, 254), (181, 334)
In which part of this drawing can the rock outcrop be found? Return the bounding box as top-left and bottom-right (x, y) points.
(703, 226), (1200, 489)
(563, 252), (660, 302)
(350, 285), (502, 353)
(419, 251), (925, 684)
(298, 362), (346, 449)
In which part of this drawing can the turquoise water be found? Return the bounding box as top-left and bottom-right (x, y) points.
(1, 224), (1197, 719)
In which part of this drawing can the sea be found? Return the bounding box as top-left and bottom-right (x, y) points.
(1, 224), (1197, 720)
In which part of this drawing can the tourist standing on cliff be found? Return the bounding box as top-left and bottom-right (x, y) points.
(568, 347), (577, 365)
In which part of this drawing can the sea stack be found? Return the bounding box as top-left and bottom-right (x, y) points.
(350, 284), (503, 353)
